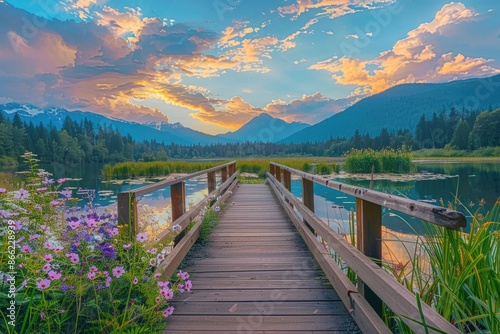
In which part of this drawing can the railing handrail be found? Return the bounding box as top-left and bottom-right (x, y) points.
(118, 161), (237, 238)
(127, 161), (236, 197)
(270, 161), (466, 229)
(266, 170), (461, 334)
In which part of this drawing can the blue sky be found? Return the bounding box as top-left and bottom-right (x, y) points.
(0, 0), (499, 134)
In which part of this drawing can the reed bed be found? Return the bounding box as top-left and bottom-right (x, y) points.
(344, 148), (415, 173)
(103, 157), (340, 180)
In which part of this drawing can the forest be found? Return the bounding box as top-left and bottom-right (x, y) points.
(0, 107), (499, 166)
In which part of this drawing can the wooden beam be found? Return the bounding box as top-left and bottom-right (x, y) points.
(228, 162), (236, 176)
(270, 163), (276, 178)
(221, 166), (228, 183)
(171, 182), (186, 245)
(302, 178), (314, 212)
(117, 192), (138, 240)
(356, 198), (383, 317)
(266, 172), (460, 334)
(207, 171), (216, 193)
(283, 170), (291, 192)
(275, 165), (282, 183)
(268, 178), (391, 334)
(270, 162), (466, 229)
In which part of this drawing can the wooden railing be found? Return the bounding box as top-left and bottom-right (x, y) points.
(268, 162), (466, 334)
(117, 161), (238, 279)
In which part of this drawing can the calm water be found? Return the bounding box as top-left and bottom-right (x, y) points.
(292, 162), (500, 234)
(5, 161), (499, 233)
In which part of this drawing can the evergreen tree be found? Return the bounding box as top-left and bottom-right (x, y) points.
(449, 119), (471, 150)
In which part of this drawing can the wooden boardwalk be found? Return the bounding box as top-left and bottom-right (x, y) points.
(164, 183), (360, 333)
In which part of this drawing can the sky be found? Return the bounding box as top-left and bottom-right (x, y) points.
(0, 0), (499, 134)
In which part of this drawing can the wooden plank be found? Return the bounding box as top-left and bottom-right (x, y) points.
(163, 183), (359, 333)
(166, 315), (358, 331)
(172, 301), (348, 315)
(189, 270), (323, 279)
(173, 289), (340, 302)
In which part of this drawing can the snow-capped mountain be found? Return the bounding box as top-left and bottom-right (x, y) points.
(0, 103), (234, 145)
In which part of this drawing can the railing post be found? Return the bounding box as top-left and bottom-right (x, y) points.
(228, 162), (236, 176)
(275, 166), (282, 183)
(302, 178), (314, 212)
(356, 198), (383, 317)
(302, 178), (316, 233)
(270, 163), (276, 178)
(207, 171), (216, 193)
(221, 166), (228, 183)
(283, 170), (291, 191)
(171, 182), (186, 245)
(118, 192), (138, 240)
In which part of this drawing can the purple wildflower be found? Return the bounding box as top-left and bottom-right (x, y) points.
(61, 189), (72, 198)
(48, 270), (62, 280)
(36, 279), (51, 290)
(178, 270), (190, 280)
(163, 306), (174, 317)
(0, 188), (6, 194)
(112, 266), (125, 278)
(136, 233), (148, 243)
(14, 188), (30, 199)
(43, 254), (53, 262)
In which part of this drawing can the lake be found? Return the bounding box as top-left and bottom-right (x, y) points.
(7, 160), (499, 234)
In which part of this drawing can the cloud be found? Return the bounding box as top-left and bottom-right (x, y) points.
(191, 96), (264, 128)
(278, 18), (318, 51)
(224, 36), (279, 72)
(310, 2), (500, 95)
(277, 0), (392, 19)
(438, 53), (495, 75)
(0, 3), (229, 123)
(265, 93), (354, 123)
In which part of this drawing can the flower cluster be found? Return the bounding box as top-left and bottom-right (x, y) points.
(0, 153), (190, 333)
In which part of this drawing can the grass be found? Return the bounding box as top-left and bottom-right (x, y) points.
(375, 200), (500, 333)
(198, 208), (221, 243)
(344, 147), (416, 173)
(413, 147), (500, 158)
(103, 157), (340, 180)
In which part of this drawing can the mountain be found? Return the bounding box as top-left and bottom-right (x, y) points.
(217, 113), (310, 143)
(283, 75), (500, 143)
(0, 103), (234, 145)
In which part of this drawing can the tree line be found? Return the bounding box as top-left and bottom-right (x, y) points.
(0, 107), (499, 165)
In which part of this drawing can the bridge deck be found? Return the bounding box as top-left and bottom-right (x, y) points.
(164, 183), (360, 333)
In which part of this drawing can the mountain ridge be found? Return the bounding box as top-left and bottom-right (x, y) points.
(217, 113), (310, 143)
(282, 74), (500, 143)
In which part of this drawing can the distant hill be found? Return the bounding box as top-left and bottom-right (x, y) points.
(282, 75), (500, 143)
(217, 113), (310, 143)
(0, 103), (235, 145)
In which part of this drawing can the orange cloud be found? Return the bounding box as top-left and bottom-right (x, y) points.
(438, 53), (496, 75)
(190, 96), (263, 128)
(225, 36), (279, 72)
(95, 6), (150, 42)
(310, 2), (499, 95)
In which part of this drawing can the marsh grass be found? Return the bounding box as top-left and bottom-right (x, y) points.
(344, 148), (415, 173)
(376, 200), (500, 333)
(103, 157), (340, 180)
